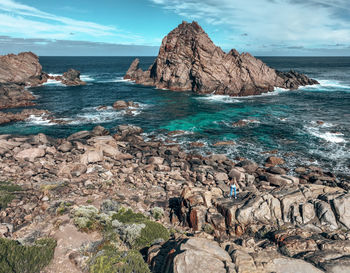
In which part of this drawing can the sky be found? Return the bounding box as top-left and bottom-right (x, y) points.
(0, 0), (350, 56)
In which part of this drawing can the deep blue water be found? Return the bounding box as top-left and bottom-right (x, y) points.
(1, 56), (349, 175)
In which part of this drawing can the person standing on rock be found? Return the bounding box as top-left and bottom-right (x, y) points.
(229, 178), (239, 199)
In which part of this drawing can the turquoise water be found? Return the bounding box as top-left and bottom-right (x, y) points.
(1, 57), (349, 176)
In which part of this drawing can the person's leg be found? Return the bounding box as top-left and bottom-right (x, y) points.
(234, 185), (237, 199)
(230, 186), (233, 197)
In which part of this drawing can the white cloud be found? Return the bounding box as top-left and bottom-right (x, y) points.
(0, 0), (147, 43)
(150, 0), (350, 50)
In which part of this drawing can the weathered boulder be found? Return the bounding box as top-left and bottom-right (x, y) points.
(124, 21), (318, 96)
(148, 157), (164, 165)
(266, 257), (324, 273)
(319, 255), (350, 272)
(315, 200), (338, 230)
(333, 193), (350, 229)
(171, 238), (232, 273)
(113, 100), (128, 109)
(116, 125), (143, 138)
(15, 147), (45, 161)
(231, 249), (257, 273)
(265, 156), (285, 167)
(80, 149), (104, 164)
(235, 160), (258, 173)
(214, 172), (229, 182)
(113, 100), (139, 110)
(58, 141), (72, 152)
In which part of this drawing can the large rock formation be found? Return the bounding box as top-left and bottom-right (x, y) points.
(0, 52), (46, 86)
(125, 21), (318, 96)
(0, 52), (47, 109)
(0, 52), (86, 109)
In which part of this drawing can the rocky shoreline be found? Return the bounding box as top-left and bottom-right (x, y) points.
(0, 125), (349, 272)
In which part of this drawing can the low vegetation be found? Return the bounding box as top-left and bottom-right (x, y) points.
(89, 246), (150, 273)
(0, 181), (22, 210)
(70, 201), (170, 272)
(112, 208), (170, 249)
(0, 238), (56, 273)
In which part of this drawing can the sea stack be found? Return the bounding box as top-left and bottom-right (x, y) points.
(125, 21), (318, 96)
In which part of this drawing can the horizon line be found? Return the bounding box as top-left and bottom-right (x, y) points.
(37, 55), (350, 57)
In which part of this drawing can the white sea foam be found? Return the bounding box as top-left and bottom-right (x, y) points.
(233, 87), (289, 99)
(222, 119), (260, 128)
(306, 126), (346, 143)
(300, 79), (350, 90)
(98, 77), (135, 83)
(318, 80), (350, 89)
(195, 94), (241, 103)
(58, 102), (148, 125)
(25, 115), (54, 126)
(316, 132), (346, 143)
(80, 75), (95, 82)
(43, 79), (65, 86)
(61, 111), (123, 125)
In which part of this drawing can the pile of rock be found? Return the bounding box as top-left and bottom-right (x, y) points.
(0, 126), (348, 272)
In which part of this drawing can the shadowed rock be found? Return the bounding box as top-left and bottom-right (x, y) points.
(125, 21), (318, 96)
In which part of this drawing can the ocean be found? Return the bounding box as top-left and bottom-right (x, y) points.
(1, 56), (349, 176)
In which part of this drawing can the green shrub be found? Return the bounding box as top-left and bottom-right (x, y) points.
(56, 201), (72, 215)
(112, 209), (169, 249)
(73, 205), (100, 231)
(112, 220), (145, 247)
(0, 238), (56, 273)
(0, 181), (22, 210)
(151, 207), (164, 220)
(90, 249), (150, 273)
(113, 209), (147, 224)
(134, 221), (169, 249)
